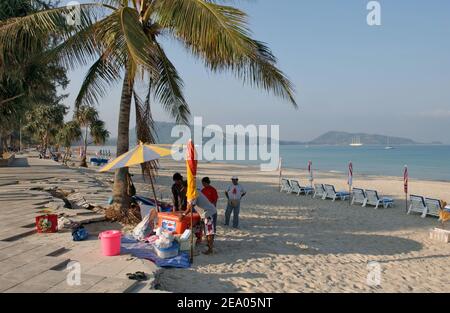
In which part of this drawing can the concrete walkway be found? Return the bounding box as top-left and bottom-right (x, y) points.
(0, 156), (161, 293)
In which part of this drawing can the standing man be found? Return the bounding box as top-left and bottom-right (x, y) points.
(172, 173), (187, 211)
(180, 192), (217, 255)
(201, 177), (219, 240)
(225, 176), (246, 229)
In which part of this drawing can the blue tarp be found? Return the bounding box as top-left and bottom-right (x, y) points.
(120, 237), (191, 268)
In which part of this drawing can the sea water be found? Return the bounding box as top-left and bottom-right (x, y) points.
(90, 144), (450, 181)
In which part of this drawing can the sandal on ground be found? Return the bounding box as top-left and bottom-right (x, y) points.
(126, 271), (148, 281)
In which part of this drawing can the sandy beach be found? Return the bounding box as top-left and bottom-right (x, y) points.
(129, 159), (450, 293)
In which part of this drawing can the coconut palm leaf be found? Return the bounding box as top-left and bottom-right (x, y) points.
(133, 89), (159, 181)
(46, 22), (101, 70)
(0, 3), (112, 53)
(89, 119), (110, 144)
(134, 89), (156, 145)
(153, 42), (190, 124)
(118, 7), (159, 74)
(153, 0), (297, 106)
(75, 53), (122, 108)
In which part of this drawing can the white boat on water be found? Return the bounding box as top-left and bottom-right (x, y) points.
(385, 137), (394, 150)
(350, 137), (363, 147)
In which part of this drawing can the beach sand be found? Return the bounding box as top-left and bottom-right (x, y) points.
(131, 159), (450, 293)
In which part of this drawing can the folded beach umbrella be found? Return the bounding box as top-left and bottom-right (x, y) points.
(185, 139), (198, 263)
(186, 139), (198, 203)
(99, 142), (173, 172)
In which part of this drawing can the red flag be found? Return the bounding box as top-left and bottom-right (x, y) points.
(403, 165), (408, 194)
(348, 162), (353, 187)
(308, 160), (313, 183)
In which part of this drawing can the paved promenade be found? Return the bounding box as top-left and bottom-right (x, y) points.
(0, 156), (160, 293)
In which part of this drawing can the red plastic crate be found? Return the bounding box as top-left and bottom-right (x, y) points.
(35, 214), (58, 233)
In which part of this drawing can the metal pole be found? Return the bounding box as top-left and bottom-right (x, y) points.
(190, 208), (194, 264)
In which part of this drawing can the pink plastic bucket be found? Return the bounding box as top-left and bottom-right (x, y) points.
(98, 230), (121, 256)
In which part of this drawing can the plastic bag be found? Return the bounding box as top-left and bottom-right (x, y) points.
(155, 236), (172, 249)
(72, 226), (89, 241)
(132, 214), (153, 241)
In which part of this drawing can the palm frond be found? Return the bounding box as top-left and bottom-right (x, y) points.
(153, 42), (191, 124)
(154, 0), (297, 106)
(0, 3), (113, 55)
(134, 89), (156, 145)
(45, 22), (101, 70)
(118, 7), (159, 74)
(134, 89), (159, 181)
(75, 53), (122, 109)
(89, 119), (110, 144)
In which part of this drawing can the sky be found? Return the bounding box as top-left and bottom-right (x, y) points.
(62, 0), (450, 143)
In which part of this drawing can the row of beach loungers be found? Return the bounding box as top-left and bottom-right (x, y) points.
(280, 178), (442, 218)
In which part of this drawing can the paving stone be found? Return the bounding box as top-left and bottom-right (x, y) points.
(46, 274), (105, 293)
(23, 245), (67, 258)
(0, 241), (17, 251)
(0, 228), (36, 241)
(0, 258), (29, 275)
(0, 278), (21, 292)
(26, 270), (67, 286)
(87, 277), (138, 293)
(0, 243), (41, 261)
(2, 257), (68, 281)
(4, 282), (52, 293)
(85, 258), (133, 277)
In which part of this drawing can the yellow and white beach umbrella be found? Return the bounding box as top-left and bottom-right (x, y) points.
(99, 142), (173, 172)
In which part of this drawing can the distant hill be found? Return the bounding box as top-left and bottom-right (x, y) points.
(106, 122), (429, 146)
(109, 121), (291, 145)
(308, 131), (418, 145)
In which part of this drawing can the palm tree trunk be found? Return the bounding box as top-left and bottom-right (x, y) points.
(80, 126), (88, 167)
(113, 69), (134, 213)
(0, 136), (5, 159)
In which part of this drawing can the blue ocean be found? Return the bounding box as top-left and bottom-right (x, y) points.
(277, 145), (450, 182)
(92, 144), (450, 181)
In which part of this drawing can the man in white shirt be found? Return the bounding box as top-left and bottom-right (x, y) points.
(224, 176), (246, 228)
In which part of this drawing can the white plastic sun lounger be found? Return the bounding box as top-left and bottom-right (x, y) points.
(364, 190), (394, 209)
(280, 178), (292, 193)
(424, 198), (442, 218)
(290, 180), (314, 196)
(407, 195), (427, 217)
(313, 184), (326, 199)
(323, 184), (350, 201)
(351, 188), (367, 206)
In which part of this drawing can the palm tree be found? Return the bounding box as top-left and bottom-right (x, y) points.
(24, 102), (68, 155)
(57, 120), (82, 164)
(0, 0), (69, 158)
(74, 105), (109, 167)
(0, 0), (297, 213)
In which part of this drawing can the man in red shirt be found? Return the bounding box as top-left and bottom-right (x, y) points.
(201, 177), (219, 206)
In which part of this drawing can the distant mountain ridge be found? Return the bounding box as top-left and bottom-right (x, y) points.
(308, 131), (419, 145)
(106, 122), (435, 146)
